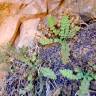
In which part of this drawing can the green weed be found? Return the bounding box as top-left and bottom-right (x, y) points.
(40, 16), (80, 64)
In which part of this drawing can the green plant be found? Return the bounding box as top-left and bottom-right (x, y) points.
(60, 69), (77, 80)
(0, 44), (57, 95)
(60, 67), (96, 96)
(40, 67), (56, 80)
(40, 16), (80, 64)
(0, 44), (38, 66)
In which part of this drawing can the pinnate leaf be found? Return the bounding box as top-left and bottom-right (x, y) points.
(60, 69), (77, 80)
(61, 41), (70, 64)
(40, 67), (56, 80)
(47, 16), (56, 27)
(40, 38), (53, 45)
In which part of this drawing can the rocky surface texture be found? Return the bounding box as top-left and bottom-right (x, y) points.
(0, 0), (96, 47)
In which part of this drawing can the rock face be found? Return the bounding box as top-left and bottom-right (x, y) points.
(0, 15), (20, 46)
(0, 0), (96, 47)
(0, 0), (48, 47)
(16, 19), (41, 48)
(20, 1), (42, 15)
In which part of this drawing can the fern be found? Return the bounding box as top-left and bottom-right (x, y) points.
(40, 67), (56, 80)
(60, 69), (77, 80)
(60, 16), (80, 38)
(39, 37), (53, 45)
(47, 16), (59, 35)
(60, 67), (96, 96)
(60, 16), (70, 38)
(0, 44), (38, 71)
(39, 16), (80, 64)
(61, 41), (70, 64)
(47, 16), (56, 27)
(77, 78), (90, 96)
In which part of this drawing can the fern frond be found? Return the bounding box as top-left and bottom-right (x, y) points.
(40, 67), (56, 80)
(61, 40), (70, 64)
(60, 16), (70, 38)
(77, 78), (90, 96)
(60, 69), (77, 80)
(40, 38), (53, 45)
(47, 16), (56, 27)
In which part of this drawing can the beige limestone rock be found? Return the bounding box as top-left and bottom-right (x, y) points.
(0, 0), (22, 3)
(15, 18), (41, 48)
(0, 0), (47, 48)
(48, 0), (61, 12)
(61, 0), (96, 16)
(0, 15), (20, 46)
(36, 0), (46, 12)
(19, 0), (46, 16)
(20, 1), (40, 15)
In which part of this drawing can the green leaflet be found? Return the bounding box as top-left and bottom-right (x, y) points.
(60, 16), (80, 38)
(47, 16), (59, 35)
(60, 69), (77, 80)
(50, 26), (59, 35)
(40, 38), (53, 45)
(40, 16), (80, 64)
(60, 16), (70, 28)
(77, 78), (90, 96)
(76, 72), (84, 80)
(47, 16), (56, 27)
(90, 72), (96, 80)
(40, 67), (56, 80)
(53, 38), (60, 43)
(60, 16), (70, 38)
(61, 40), (70, 64)
(93, 74), (96, 80)
(28, 74), (33, 81)
(59, 66), (96, 96)
(59, 68), (94, 96)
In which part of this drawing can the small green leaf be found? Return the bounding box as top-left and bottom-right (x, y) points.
(93, 75), (96, 80)
(40, 67), (56, 80)
(76, 72), (84, 80)
(60, 16), (70, 38)
(60, 16), (70, 27)
(31, 52), (37, 62)
(54, 38), (60, 43)
(61, 41), (70, 64)
(77, 78), (90, 96)
(50, 27), (59, 35)
(91, 73), (96, 80)
(40, 38), (53, 45)
(47, 16), (56, 27)
(60, 69), (76, 80)
(28, 74), (32, 81)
